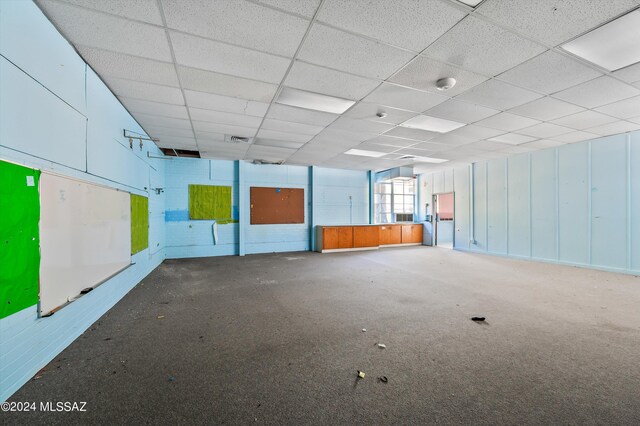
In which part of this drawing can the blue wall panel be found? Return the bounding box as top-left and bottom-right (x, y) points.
(314, 168), (369, 226)
(487, 158), (507, 254)
(453, 166), (470, 250)
(507, 154), (530, 257)
(472, 162), (487, 251)
(590, 135), (628, 270)
(530, 149), (557, 261)
(631, 134), (640, 271)
(558, 143), (590, 265)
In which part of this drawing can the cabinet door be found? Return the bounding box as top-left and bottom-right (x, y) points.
(337, 227), (353, 248)
(380, 225), (401, 245)
(410, 224), (423, 243)
(353, 226), (379, 248)
(323, 227), (339, 249)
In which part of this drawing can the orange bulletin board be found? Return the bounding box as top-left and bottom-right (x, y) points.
(250, 187), (304, 224)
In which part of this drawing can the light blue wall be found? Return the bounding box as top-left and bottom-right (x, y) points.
(421, 133), (640, 275)
(165, 159), (370, 257)
(0, 1), (166, 402)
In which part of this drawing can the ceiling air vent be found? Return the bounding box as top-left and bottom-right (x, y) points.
(252, 159), (284, 165)
(225, 135), (254, 144)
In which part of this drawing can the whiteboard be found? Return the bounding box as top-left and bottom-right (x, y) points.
(39, 173), (131, 315)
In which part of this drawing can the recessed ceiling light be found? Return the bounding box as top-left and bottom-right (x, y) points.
(457, 0), (484, 7)
(400, 115), (466, 133)
(401, 155), (448, 164)
(436, 77), (457, 91)
(276, 87), (355, 114)
(345, 149), (387, 158)
(562, 10), (640, 71)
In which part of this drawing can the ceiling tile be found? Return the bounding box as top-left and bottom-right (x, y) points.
(297, 24), (414, 80)
(585, 120), (640, 136)
(49, 0), (163, 24)
(104, 77), (184, 105)
(246, 144), (297, 160)
(550, 110), (618, 130)
(552, 76), (640, 108)
(178, 66), (278, 102)
(517, 122), (573, 138)
(284, 61), (380, 100)
(477, 0), (638, 47)
(261, 118), (325, 136)
(455, 79), (543, 110)
(383, 126), (440, 141)
(364, 135), (417, 147)
(119, 97), (189, 119)
(518, 139), (565, 150)
(184, 90), (269, 116)
(170, 32), (290, 84)
(330, 117), (394, 134)
(496, 144), (536, 154)
(424, 99), (499, 123)
(313, 127), (376, 145)
(344, 102), (418, 125)
(423, 15), (545, 76)
(136, 113), (192, 130)
(266, 104), (338, 126)
(448, 124), (505, 140)
(161, 0), (308, 57)
(594, 96), (640, 119)
(256, 129), (315, 143)
(613, 62), (640, 84)
(394, 147), (440, 157)
(497, 50), (602, 94)
(488, 133), (537, 145)
(155, 136), (198, 150)
(317, 0), (465, 52)
(193, 122), (257, 138)
(38, 1), (172, 61)
(410, 141), (453, 151)
(474, 112), (541, 132)
(188, 108), (264, 127)
(508, 97), (585, 121)
(355, 142), (401, 154)
(363, 83), (448, 112)
(390, 56), (488, 97)
(144, 125), (195, 139)
(465, 140), (512, 151)
(77, 47), (179, 86)
(254, 138), (306, 149)
(550, 131), (598, 144)
(256, 0), (321, 18)
(428, 133), (476, 147)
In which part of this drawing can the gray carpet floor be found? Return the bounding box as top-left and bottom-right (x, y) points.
(5, 247), (640, 425)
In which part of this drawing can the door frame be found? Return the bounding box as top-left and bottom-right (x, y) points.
(432, 192), (455, 248)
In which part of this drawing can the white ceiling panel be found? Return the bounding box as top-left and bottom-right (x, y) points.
(188, 108), (264, 128)
(46, 0), (163, 25)
(256, 129), (315, 143)
(364, 135), (417, 148)
(465, 140), (512, 152)
(261, 118), (324, 136)
(354, 142), (402, 154)
(585, 120), (640, 136)
(447, 124), (506, 140)
(161, 0), (309, 57)
(313, 128), (377, 145)
(477, 0), (638, 47)
(423, 15), (545, 76)
(77, 47), (179, 87)
(155, 136), (198, 150)
(517, 122), (573, 138)
(104, 77), (184, 105)
(552, 76), (640, 108)
(297, 24), (414, 80)
(427, 133), (476, 147)
(317, 0), (466, 52)
(184, 90), (269, 117)
(266, 104), (338, 126)
(37, 1), (172, 61)
(144, 125), (195, 139)
(508, 97), (585, 121)
(344, 102), (418, 125)
(284, 61), (380, 100)
(178, 66), (278, 102)
(550, 110), (618, 130)
(194, 122), (257, 138)
(136, 114), (192, 130)
(488, 133), (537, 145)
(497, 50), (602, 94)
(455, 79), (543, 110)
(363, 83), (448, 112)
(550, 131), (599, 144)
(594, 96), (640, 119)
(256, 0), (321, 18)
(383, 127), (440, 141)
(170, 32), (290, 84)
(613, 62), (640, 84)
(409, 141), (453, 151)
(496, 144), (537, 154)
(119, 97), (189, 119)
(330, 117), (395, 134)
(390, 56), (488, 97)
(474, 112), (541, 132)
(246, 144), (297, 160)
(253, 138), (306, 149)
(424, 99), (499, 123)
(520, 139), (566, 149)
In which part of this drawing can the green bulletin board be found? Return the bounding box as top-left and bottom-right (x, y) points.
(188, 184), (234, 223)
(131, 194), (149, 254)
(0, 160), (41, 319)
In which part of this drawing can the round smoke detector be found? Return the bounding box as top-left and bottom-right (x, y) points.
(436, 77), (457, 91)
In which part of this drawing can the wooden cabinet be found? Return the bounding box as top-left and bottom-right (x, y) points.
(401, 224), (423, 244)
(322, 226), (353, 250)
(353, 226), (379, 248)
(379, 225), (402, 245)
